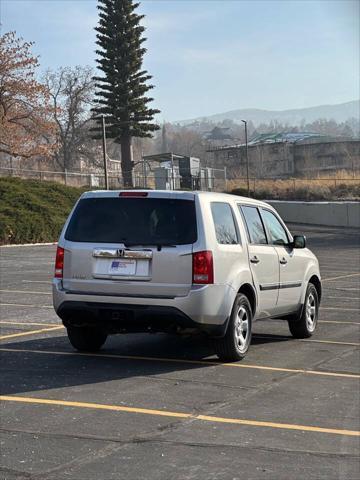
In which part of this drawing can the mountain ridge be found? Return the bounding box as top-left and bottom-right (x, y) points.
(177, 100), (359, 126)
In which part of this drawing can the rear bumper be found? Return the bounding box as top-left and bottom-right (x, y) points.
(52, 279), (236, 337)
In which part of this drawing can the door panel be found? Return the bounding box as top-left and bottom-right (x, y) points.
(259, 208), (305, 313)
(275, 246), (306, 312)
(247, 245), (280, 317)
(239, 205), (279, 317)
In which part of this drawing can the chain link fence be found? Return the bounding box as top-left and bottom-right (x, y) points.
(1, 166), (359, 199)
(0, 166), (228, 192)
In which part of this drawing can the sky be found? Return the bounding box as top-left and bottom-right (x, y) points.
(1, 0), (359, 121)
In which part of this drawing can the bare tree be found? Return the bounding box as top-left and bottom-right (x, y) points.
(44, 66), (98, 171)
(0, 32), (57, 159)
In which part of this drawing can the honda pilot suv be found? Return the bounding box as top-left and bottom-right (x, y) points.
(53, 190), (321, 361)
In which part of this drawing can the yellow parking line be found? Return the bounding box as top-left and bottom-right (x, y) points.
(303, 339), (360, 347)
(0, 326), (64, 340)
(0, 303), (53, 309)
(0, 321), (60, 327)
(1, 395), (359, 437)
(323, 273), (360, 282)
(253, 335), (360, 347)
(325, 296), (360, 301)
(22, 280), (51, 283)
(0, 347), (358, 379)
(320, 320), (360, 325)
(0, 289), (52, 295)
(321, 307), (359, 312)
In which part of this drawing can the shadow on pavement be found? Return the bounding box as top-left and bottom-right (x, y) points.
(0, 330), (295, 396)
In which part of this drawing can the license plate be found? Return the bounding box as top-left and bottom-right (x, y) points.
(109, 259), (136, 275)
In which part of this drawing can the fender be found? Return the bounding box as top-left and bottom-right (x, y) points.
(300, 260), (321, 306)
(220, 270), (258, 338)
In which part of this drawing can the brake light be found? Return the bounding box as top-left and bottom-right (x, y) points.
(54, 246), (64, 278)
(192, 251), (214, 284)
(119, 192), (148, 197)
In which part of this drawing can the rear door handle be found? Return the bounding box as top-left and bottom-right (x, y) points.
(250, 256), (260, 264)
(280, 257), (288, 265)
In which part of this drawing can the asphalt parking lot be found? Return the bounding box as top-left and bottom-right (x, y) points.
(0, 224), (359, 480)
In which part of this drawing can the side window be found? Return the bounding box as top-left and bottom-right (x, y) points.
(240, 206), (267, 245)
(261, 209), (289, 245)
(211, 202), (239, 245)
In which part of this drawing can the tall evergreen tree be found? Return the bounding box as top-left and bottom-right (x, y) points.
(93, 0), (160, 186)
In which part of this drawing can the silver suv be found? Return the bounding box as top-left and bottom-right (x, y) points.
(53, 190), (321, 361)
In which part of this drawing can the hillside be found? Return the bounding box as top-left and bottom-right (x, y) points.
(0, 177), (84, 245)
(179, 100), (359, 127)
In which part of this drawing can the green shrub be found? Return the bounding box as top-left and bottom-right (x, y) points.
(0, 177), (87, 245)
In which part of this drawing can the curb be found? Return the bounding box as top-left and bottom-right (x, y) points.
(0, 242), (57, 248)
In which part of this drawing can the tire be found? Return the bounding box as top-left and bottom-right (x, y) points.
(288, 283), (319, 339)
(67, 326), (108, 352)
(213, 293), (253, 362)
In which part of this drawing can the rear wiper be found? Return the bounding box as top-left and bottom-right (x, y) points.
(155, 243), (177, 251)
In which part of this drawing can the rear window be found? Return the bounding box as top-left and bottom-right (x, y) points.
(65, 197), (197, 245)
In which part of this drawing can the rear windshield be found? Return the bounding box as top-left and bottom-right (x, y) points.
(65, 197), (197, 245)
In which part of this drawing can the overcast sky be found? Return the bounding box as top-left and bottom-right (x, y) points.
(2, 0), (359, 121)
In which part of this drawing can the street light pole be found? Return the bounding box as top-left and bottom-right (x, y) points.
(241, 119), (250, 197)
(101, 115), (109, 190)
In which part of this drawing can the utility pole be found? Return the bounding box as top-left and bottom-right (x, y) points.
(170, 153), (175, 190)
(241, 119), (250, 197)
(142, 152), (147, 188)
(101, 115), (109, 190)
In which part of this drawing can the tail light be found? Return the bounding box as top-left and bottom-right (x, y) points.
(119, 192), (148, 197)
(54, 246), (64, 278)
(192, 251), (214, 284)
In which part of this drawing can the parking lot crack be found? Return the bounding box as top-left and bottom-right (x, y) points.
(1, 427), (358, 462)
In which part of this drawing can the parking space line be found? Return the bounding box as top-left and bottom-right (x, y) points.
(324, 296), (360, 301)
(1, 395), (359, 437)
(0, 289), (51, 295)
(253, 335), (360, 347)
(0, 303), (52, 309)
(320, 320), (360, 325)
(0, 321), (60, 327)
(0, 347), (358, 379)
(0, 326), (64, 340)
(22, 281), (52, 284)
(321, 307), (359, 312)
(302, 339), (360, 346)
(322, 273), (360, 282)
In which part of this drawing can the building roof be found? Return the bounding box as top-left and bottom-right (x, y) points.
(207, 132), (356, 151)
(204, 127), (234, 141)
(248, 132), (327, 145)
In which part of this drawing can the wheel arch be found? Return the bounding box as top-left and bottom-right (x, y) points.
(237, 283), (257, 316)
(309, 274), (322, 303)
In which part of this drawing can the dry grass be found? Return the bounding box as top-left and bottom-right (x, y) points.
(227, 171), (360, 201)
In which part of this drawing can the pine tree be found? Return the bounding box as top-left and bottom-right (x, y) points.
(93, 0), (160, 187)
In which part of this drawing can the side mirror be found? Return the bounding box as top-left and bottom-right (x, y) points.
(292, 235), (306, 249)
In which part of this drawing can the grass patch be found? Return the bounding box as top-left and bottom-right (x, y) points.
(0, 177), (86, 245)
(227, 172), (360, 201)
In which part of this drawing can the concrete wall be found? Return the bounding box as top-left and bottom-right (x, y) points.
(211, 140), (360, 178)
(294, 141), (360, 175)
(268, 201), (360, 228)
